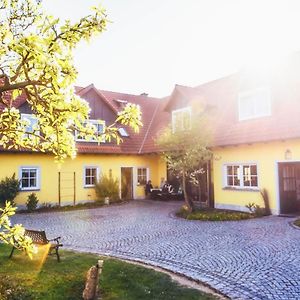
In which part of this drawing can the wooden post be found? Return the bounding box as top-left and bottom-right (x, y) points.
(206, 161), (210, 207)
(82, 260), (104, 300)
(207, 161), (214, 208)
(58, 172), (61, 206)
(73, 172), (76, 206)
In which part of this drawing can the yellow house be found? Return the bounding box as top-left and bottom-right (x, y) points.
(0, 84), (167, 207)
(165, 56), (300, 215)
(2, 55), (300, 215)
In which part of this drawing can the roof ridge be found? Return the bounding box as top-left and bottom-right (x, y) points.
(193, 73), (237, 89)
(138, 100), (161, 154)
(93, 89), (118, 113)
(99, 89), (162, 100)
(77, 84), (118, 114)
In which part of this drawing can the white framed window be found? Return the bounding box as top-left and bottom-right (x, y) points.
(238, 87), (271, 121)
(172, 107), (191, 133)
(84, 166), (99, 187)
(21, 113), (39, 136)
(137, 167), (148, 185)
(19, 166), (40, 191)
(76, 120), (105, 142)
(224, 163), (258, 189)
(226, 165), (240, 187)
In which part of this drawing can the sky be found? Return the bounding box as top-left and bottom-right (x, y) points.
(43, 0), (300, 97)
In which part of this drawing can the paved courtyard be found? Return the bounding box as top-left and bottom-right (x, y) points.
(12, 200), (300, 300)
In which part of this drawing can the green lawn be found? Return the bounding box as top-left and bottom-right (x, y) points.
(0, 244), (217, 300)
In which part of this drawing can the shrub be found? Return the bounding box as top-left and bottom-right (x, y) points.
(95, 174), (120, 203)
(40, 202), (52, 209)
(246, 189), (271, 217)
(177, 205), (190, 218)
(246, 202), (266, 217)
(0, 174), (20, 206)
(245, 202), (256, 213)
(26, 193), (39, 212)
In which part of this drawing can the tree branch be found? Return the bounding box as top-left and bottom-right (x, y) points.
(0, 80), (47, 93)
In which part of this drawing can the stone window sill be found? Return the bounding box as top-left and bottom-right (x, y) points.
(222, 187), (259, 192)
(20, 188), (40, 192)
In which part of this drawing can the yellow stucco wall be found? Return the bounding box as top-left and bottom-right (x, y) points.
(0, 152), (166, 206)
(4, 138), (299, 214)
(213, 139), (300, 214)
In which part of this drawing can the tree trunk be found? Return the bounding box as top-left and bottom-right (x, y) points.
(182, 171), (194, 213)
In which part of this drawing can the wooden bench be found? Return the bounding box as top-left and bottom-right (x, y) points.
(9, 229), (63, 262)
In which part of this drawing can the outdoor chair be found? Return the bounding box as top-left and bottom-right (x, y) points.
(150, 186), (183, 201)
(9, 229), (63, 262)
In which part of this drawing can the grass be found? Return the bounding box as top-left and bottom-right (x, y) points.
(0, 243), (217, 300)
(17, 199), (125, 214)
(294, 218), (300, 227)
(100, 259), (216, 300)
(177, 207), (254, 221)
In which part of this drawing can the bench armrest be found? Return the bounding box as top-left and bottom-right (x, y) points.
(48, 236), (61, 243)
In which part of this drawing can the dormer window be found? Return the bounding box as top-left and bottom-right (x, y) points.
(21, 113), (39, 137)
(172, 107), (191, 133)
(76, 120), (105, 142)
(114, 99), (128, 109)
(238, 87), (271, 121)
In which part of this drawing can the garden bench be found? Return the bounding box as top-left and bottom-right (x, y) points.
(9, 229), (63, 262)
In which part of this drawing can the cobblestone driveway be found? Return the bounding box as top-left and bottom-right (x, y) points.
(13, 200), (300, 300)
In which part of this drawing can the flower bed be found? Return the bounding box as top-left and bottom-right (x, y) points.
(177, 207), (254, 221)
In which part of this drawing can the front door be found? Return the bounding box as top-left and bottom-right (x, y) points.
(278, 162), (300, 214)
(121, 167), (133, 200)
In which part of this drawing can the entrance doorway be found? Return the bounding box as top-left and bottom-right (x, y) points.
(121, 167), (133, 200)
(167, 162), (213, 207)
(278, 162), (300, 214)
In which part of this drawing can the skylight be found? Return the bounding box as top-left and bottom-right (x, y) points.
(118, 127), (129, 137)
(114, 99), (128, 104)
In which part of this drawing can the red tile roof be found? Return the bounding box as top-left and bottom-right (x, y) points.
(94, 88), (169, 154)
(165, 65), (300, 147)
(76, 84), (119, 114)
(0, 84), (168, 155)
(74, 86), (171, 154)
(3, 55), (300, 156)
(0, 90), (27, 111)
